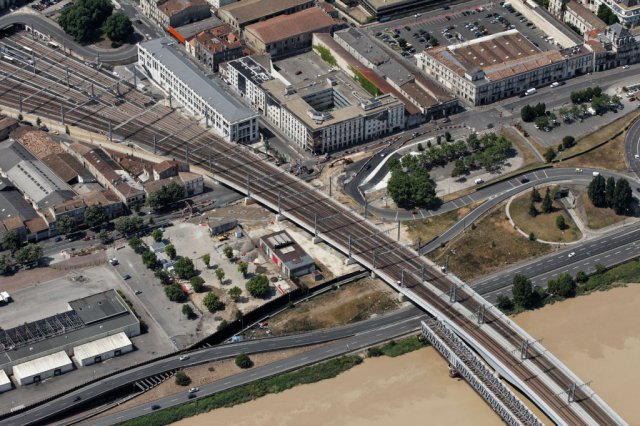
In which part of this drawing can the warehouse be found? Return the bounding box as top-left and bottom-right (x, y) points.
(217, 0), (314, 31)
(138, 38), (259, 143)
(0, 370), (11, 393)
(12, 351), (74, 386)
(73, 332), (133, 367)
(259, 230), (315, 278)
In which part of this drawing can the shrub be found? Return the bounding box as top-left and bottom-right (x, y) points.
(164, 284), (185, 302)
(246, 274), (270, 298)
(190, 276), (205, 293)
(174, 371), (191, 386)
(203, 292), (224, 312)
(235, 353), (253, 369)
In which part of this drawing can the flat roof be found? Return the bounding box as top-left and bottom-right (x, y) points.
(0, 188), (38, 221)
(159, 0), (208, 17)
(245, 7), (335, 44)
(261, 230), (314, 267)
(0, 370), (9, 386)
(219, 0), (313, 26)
(139, 38), (256, 123)
(68, 290), (128, 325)
(335, 28), (389, 66)
(73, 332), (131, 361)
(175, 16), (223, 40)
(12, 351), (72, 379)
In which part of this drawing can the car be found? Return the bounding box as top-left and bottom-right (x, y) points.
(550, 82), (560, 88)
(73, 396), (81, 402)
(592, 171), (600, 176)
(189, 387), (199, 393)
(520, 177), (529, 184)
(575, 168), (583, 173)
(134, 290), (142, 295)
(151, 404), (161, 410)
(54, 236), (63, 242)
(568, 252), (575, 258)
(188, 393), (196, 399)
(635, 154), (639, 159)
(623, 65), (630, 69)
(122, 274), (131, 280)
(179, 355), (190, 361)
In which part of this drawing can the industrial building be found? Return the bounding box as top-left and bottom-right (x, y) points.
(73, 332), (133, 367)
(0, 290), (140, 379)
(12, 351), (74, 386)
(243, 7), (339, 59)
(357, 0), (440, 17)
(417, 29), (593, 105)
(217, 0), (314, 31)
(259, 230), (315, 278)
(226, 56), (404, 153)
(141, 0), (211, 29)
(138, 38), (259, 143)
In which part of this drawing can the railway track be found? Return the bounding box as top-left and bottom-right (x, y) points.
(0, 32), (623, 425)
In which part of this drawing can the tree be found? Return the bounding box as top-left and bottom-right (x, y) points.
(398, 38), (407, 48)
(512, 274), (534, 308)
(65, 125), (70, 135)
(528, 232), (536, 241)
(128, 236), (143, 253)
(202, 253), (211, 268)
(203, 291), (224, 312)
(2, 229), (21, 252)
(147, 181), (185, 210)
(217, 319), (229, 331)
(165, 244), (176, 260)
(155, 269), (171, 284)
(182, 304), (194, 318)
(14, 244), (43, 265)
(59, 0), (114, 41)
(587, 175), (607, 207)
(547, 272), (576, 298)
(151, 228), (163, 243)
(84, 205), (107, 229)
(543, 147), (556, 163)
(528, 203), (538, 217)
(237, 261), (249, 278)
(613, 178), (632, 215)
(141, 250), (158, 269)
(17, 113), (23, 121)
(223, 245), (233, 259)
(556, 215), (567, 230)
(531, 187), (542, 203)
(190, 275), (205, 292)
(246, 274), (270, 298)
(228, 286), (242, 302)
(451, 159), (468, 177)
(36, 117), (41, 127)
(445, 131), (452, 142)
(597, 4), (619, 24)
(562, 135), (576, 149)
(114, 216), (143, 235)
(103, 12), (133, 43)
(57, 215), (77, 237)
(541, 187), (553, 213)
(605, 176), (616, 208)
(235, 353), (253, 369)
(215, 268), (226, 283)
(174, 257), (195, 279)
(174, 371), (191, 386)
(575, 271), (588, 283)
(164, 283), (185, 301)
(98, 229), (110, 243)
(496, 295), (513, 311)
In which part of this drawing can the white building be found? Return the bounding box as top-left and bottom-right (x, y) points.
(226, 57), (405, 153)
(0, 370), (11, 393)
(417, 30), (593, 106)
(586, 0), (640, 27)
(12, 351), (74, 386)
(138, 38), (259, 143)
(73, 332), (133, 367)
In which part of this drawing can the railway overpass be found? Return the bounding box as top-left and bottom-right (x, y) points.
(0, 33), (627, 425)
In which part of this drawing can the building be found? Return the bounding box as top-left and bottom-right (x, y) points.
(152, 159), (189, 180)
(417, 29), (593, 106)
(0, 290), (140, 377)
(186, 23), (244, 72)
(560, 0), (607, 35)
(592, 24), (640, 68)
(49, 190), (124, 225)
(143, 171), (204, 198)
(584, 0), (640, 27)
(358, 0), (439, 17)
(243, 7), (338, 59)
(217, 0), (314, 31)
(259, 230), (315, 278)
(73, 332), (133, 367)
(138, 38), (259, 143)
(0, 116), (18, 141)
(204, 0), (233, 8)
(12, 351), (74, 386)
(66, 144), (145, 207)
(0, 370), (11, 393)
(0, 0), (17, 12)
(141, 0), (211, 29)
(207, 217), (238, 235)
(226, 57), (405, 153)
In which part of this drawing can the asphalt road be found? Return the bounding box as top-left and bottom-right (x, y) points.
(625, 117), (640, 180)
(0, 307), (422, 426)
(0, 13), (138, 64)
(85, 313), (428, 426)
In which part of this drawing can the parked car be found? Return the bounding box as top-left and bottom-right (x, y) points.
(121, 274), (131, 280)
(151, 404), (161, 410)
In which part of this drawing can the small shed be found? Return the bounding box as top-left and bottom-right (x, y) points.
(151, 241), (166, 253)
(0, 370), (12, 393)
(259, 230), (315, 278)
(208, 218), (238, 235)
(12, 351), (74, 386)
(73, 332), (133, 367)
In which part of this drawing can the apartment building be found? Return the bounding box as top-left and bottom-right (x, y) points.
(141, 0), (210, 28)
(186, 23), (243, 71)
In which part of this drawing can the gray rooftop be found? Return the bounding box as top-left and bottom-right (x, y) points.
(68, 290), (128, 325)
(335, 28), (389, 67)
(0, 190), (39, 222)
(0, 140), (33, 173)
(174, 15), (223, 40)
(139, 38), (256, 123)
(377, 60), (415, 87)
(228, 56), (273, 86)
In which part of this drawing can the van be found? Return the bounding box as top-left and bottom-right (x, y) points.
(592, 171), (600, 177)
(525, 88), (537, 96)
(474, 178), (484, 184)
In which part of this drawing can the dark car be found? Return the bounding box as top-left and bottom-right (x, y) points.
(122, 274), (131, 280)
(136, 19), (143, 24)
(151, 404), (161, 410)
(73, 396), (81, 402)
(188, 393), (196, 399)
(520, 177), (529, 184)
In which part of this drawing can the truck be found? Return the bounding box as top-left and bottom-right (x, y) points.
(525, 88), (537, 96)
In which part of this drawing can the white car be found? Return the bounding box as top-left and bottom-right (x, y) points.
(179, 355), (190, 361)
(550, 82), (560, 88)
(575, 168), (583, 173)
(623, 65), (630, 69)
(635, 154), (640, 159)
(188, 387), (199, 393)
(568, 252), (576, 258)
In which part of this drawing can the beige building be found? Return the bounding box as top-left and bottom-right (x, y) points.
(141, 0), (210, 28)
(558, 0), (607, 36)
(217, 0), (314, 31)
(144, 172), (204, 198)
(186, 23), (244, 71)
(417, 30), (593, 106)
(243, 7), (337, 59)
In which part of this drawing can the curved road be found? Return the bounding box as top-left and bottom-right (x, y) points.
(0, 12), (138, 64)
(625, 117), (640, 180)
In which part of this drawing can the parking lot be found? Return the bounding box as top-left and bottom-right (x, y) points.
(368, 0), (559, 62)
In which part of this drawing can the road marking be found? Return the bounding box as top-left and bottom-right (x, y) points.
(325, 348), (334, 353)
(170, 398), (178, 402)
(300, 356), (308, 361)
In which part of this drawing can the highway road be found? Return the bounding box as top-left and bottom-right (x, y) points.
(85, 315), (427, 426)
(625, 116), (640, 180)
(0, 307), (423, 426)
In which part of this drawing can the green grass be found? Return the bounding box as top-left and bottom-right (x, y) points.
(367, 336), (428, 358)
(313, 45), (337, 66)
(121, 355), (363, 426)
(351, 68), (382, 96)
(578, 259), (640, 295)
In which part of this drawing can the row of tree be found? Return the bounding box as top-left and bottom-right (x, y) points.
(587, 175), (633, 214)
(570, 86), (602, 105)
(59, 0), (133, 43)
(520, 102), (547, 123)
